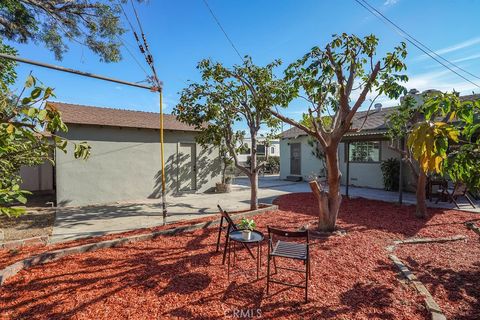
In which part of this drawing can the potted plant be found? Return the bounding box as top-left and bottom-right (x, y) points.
(239, 217), (256, 240)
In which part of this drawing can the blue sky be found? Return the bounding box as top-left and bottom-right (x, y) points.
(8, 0), (480, 132)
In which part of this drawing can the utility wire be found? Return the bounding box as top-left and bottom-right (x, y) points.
(201, 0), (244, 62)
(358, 0), (480, 82)
(127, 0), (161, 87)
(354, 0), (480, 89)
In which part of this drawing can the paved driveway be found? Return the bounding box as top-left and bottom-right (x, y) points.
(50, 175), (479, 243)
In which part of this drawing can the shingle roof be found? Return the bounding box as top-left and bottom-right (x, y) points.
(281, 106), (397, 139)
(47, 102), (200, 132)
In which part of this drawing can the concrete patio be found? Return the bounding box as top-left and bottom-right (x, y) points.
(49, 175), (479, 243)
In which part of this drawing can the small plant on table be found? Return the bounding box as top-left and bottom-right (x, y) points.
(239, 217), (256, 240)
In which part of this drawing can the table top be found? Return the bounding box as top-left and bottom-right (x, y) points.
(229, 230), (264, 243)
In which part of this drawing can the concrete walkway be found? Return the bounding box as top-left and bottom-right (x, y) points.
(50, 175), (479, 243)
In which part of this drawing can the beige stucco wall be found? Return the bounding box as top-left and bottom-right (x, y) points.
(20, 162), (54, 191)
(280, 136), (325, 180)
(338, 140), (400, 189)
(55, 125), (221, 207)
(280, 137), (415, 190)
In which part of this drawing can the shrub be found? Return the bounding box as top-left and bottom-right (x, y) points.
(380, 158), (400, 191)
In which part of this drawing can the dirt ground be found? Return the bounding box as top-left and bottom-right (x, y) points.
(0, 210), (55, 242)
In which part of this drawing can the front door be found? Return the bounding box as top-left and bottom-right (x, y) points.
(290, 143), (301, 175)
(178, 143), (197, 192)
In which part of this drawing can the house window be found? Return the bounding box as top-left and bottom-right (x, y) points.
(257, 144), (265, 155)
(348, 141), (380, 162)
(271, 146), (275, 154)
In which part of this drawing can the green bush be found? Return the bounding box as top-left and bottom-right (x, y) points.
(246, 156), (280, 174)
(380, 158), (400, 191)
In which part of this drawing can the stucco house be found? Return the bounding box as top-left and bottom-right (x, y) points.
(280, 104), (402, 189)
(21, 102), (222, 207)
(280, 91), (480, 190)
(237, 138), (280, 164)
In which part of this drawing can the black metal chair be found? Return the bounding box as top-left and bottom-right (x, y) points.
(266, 226), (311, 303)
(436, 182), (476, 209)
(215, 205), (255, 264)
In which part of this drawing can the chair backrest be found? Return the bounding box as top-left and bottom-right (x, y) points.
(268, 226), (309, 243)
(217, 205), (238, 230)
(453, 182), (468, 196)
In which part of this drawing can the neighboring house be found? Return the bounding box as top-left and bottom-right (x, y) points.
(20, 102), (221, 207)
(237, 138), (280, 164)
(280, 90), (480, 190)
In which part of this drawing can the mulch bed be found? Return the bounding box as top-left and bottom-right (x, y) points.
(0, 193), (477, 319)
(395, 237), (480, 319)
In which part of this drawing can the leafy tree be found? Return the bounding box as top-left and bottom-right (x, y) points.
(0, 74), (90, 217)
(174, 57), (285, 210)
(0, 0), (145, 62)
(271, 34), (408, 231)
(387, 92), (480, 217)
(405, 92), (480, 216)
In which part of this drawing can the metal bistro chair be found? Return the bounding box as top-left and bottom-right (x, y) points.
(436, 182), (476, 209)
(266, 226), (311, 303)
(215, 205), (255, 264)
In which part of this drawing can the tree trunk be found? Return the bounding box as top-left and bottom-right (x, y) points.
(415, 171), (427, 218)
(310, 144), (342, 231)
(249, 134), (259, 210)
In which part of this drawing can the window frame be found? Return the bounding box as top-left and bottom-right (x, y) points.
(346, 141), (382, 163)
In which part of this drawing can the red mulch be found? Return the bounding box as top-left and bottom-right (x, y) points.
(396, 238), (480, 319)
(0, 193), (477, 319)
(0, 213), (224, 270)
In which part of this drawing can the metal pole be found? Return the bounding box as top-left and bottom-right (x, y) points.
(346, 141), (350, 198)
(160, 90), (167, 225)
(0, 53), (154, 91)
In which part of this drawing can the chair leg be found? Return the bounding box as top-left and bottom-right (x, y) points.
(266, 254), (271, 295)
(308, 257), (311, 280)
(305, 259), (308, 303)
(451, 196), (461, 209)
(465, 194), (477, 209)
(222, 235), (229, 265)
(216, 217), (224, 252)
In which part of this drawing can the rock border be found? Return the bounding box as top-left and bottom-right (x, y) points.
(387, 235), (467, 320)
(0, 204), (277, 286)
(0, 236), (49, 250)
(465, 222), (480, 237)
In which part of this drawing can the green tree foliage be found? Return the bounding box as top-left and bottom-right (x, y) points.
(174, 56), (286, 210)
(408, 92), (480, 189)
(271, 33), (408, 231)
(388, 91), (480, 217)
(0, 74), (90, 217)
(0, 0), (144, 62)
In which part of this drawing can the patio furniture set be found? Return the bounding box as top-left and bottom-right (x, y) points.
(426, 177), (476, 209)
(215, 205), (311, 303)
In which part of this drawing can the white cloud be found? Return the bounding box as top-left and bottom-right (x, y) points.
(384, 0), (399, 6)
(416, 37), (480, 61)
(451, 53), (480, 63)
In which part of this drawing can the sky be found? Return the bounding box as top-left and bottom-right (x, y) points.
(7, 0), (480, 132)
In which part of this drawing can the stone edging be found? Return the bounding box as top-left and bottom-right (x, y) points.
(0, 204), (277, 286)
(387, 235), (467, 320)
(465, 222), (480, 237)
(0, 236), (49, 250)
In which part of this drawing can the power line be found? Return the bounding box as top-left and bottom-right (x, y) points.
(358, 0), (480, 82)
(354, 0), (480, 89)
(201, 0), (244, 62)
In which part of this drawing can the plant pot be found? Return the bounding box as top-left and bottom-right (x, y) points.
(241, 230), (252, 240)
(216, 182), (232, 193)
